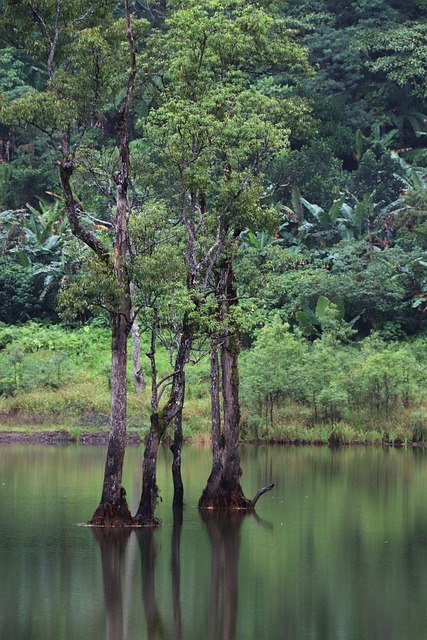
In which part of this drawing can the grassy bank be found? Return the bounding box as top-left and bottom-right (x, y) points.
(1, 321), (427, 446)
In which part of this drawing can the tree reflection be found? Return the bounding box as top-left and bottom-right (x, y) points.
(135, 527), (167, 639)
(92, 528), (131, 640)
(93, 506), (184, 640)
(171, 506), (183, 640)
(201, 511), (246, 640)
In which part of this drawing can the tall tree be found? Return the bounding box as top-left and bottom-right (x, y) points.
(0, 0), (147, 525)
(134, 0), (309, 513)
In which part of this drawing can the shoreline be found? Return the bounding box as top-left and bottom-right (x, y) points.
(0, 427), (425, 448)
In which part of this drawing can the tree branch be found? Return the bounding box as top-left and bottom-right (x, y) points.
(251, 483), (274, 507)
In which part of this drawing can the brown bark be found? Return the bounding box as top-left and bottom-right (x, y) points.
(199, 330), (252, 510)
(199, 260), (273, 510)
(89, 0), (136, 525)
(199, 344), (224, 504)
(135, 316), (192, 522)
(90, 308), (134, 526)
(199, 261), (251, 510)
(134, 426), (162, 525)
(171, 408), (184, 508)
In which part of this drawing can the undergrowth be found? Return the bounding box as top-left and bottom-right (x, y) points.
(1, 321), (427, 445)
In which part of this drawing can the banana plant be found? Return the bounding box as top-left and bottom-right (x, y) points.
(337, 192), (379, 241)
(296, 295), (359, 341)
(296, 296), (345, 338)
(299, 191), (390, 245)
(1, 199), (70, 267)
(0, 208), (25, 255)
(391, 151), (427, 192)
(239, 228), (274, 253)
(298, 195), (347, 246)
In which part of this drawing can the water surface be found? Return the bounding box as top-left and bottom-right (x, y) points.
(1, 444), (427, 640)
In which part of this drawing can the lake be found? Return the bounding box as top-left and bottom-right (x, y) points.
(1, 444), (427, 640)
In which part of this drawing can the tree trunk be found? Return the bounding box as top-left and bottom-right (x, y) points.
(90, 0), (136, 525)
(171, 408), (184, 508)
(90, 309), (134, 525)
(199, 261), (251, 510)
(219, 327), (251, 508)
(135, 315), (192, 523)
(130, 282), (146, 394)
(199, 329), (252, 510)
(134, 420), (163, 524)
(199, 260), (273, 510)
(131, 314), (146, 394)
(198, 344), (223, 505)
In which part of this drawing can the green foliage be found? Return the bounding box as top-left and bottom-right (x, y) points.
(0, 257), (57, 322)
(296, 295), (357, 343)
(0, 321), (111, 397)
(362, 22), (427, 99)
(57, 252), (123, 321)
(241, 315), (305, 415)
(241, 317), (426, 430)
(346, 150), (403, 204)
(0, 46), (32, 99)
(271, 141), (346, 210)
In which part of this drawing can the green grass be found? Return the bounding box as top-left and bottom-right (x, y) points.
(1, 321), (427, 445)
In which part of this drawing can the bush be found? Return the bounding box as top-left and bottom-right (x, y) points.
(0, 258), (57, 322)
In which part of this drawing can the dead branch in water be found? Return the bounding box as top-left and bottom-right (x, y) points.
(251, 483), (274, 507)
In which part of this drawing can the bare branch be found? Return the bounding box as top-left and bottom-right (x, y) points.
(157, 378), (173, 403)
(251, 484), (274, 507)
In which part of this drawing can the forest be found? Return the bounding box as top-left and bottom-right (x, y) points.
(0, 0), (426, 522)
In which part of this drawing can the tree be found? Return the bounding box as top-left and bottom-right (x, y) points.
(132, 0), (308, 511)
(0, 0), (147, 525)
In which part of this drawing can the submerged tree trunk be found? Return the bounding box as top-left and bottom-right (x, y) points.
(199, 344), (223, 502)
(134, 317), (192, 523)
(171, 408), (184, 508)
(199, 260), (273, 510)
(89, 0), (137, 525)
(199, 331), (252, 510)
(90, 308), (134, 525)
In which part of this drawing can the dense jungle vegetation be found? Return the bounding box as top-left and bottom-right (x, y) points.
(0, 0), (426, 446)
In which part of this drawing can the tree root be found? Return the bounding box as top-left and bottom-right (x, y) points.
(89, 499), (134, 527)
(199, 483), (274, 511)
(199, 489), (253, 510)
(132, 514), (161, 528)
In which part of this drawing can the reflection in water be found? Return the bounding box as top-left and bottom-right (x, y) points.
(94, 507), (184, 640)
(4, 446), (427, 640)
(135, 528), (167, 639)
(92, 529), (131, 640)
(171, 506), (183, 640)
(201, 511), (246, 640)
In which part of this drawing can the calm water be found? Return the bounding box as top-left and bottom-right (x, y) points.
(1, 444), (427, 640)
